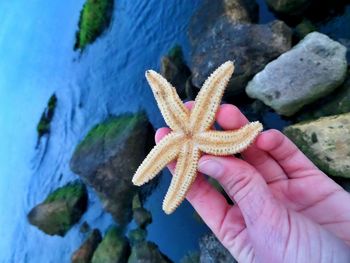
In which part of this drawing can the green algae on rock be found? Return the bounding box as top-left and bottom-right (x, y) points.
(128, 228), (147, 246)
(27, 181), (88, 236)
(74, 0), (114, 51)
(284, 113), (350, 178)
(72, 229), (102, 263)
(132, 207), (152, 229)
(92, 227), (130, 263)
(70, 112), (155, 225)
(37, 94), (57, 139)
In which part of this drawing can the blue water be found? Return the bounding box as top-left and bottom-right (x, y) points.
(0, 1), (212, 262)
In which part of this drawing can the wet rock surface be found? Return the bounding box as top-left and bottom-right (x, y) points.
(246, 32), (347, 116)
(27, 181), (87, 236)
(191, 19), (292, 96)
(284, 113), (350, 178)
(70, 112), (155, 225)
(72, 229), (102, 263)
(199, 233), (236, 263)
(133, 207), (152, 229)
(188, 0), (259, 46)
(265, 0), (311, 15)
(91, 227), (130, 263)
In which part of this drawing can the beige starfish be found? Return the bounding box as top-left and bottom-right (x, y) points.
(132, 61), (263, 214)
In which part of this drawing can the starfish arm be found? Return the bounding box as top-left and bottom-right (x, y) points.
(189, 61), (234, 132)
(162, 142), (200, 214)
(132, 132), (183, 186)
(195, 121), (263, 155)
(145, 70), (189, 131)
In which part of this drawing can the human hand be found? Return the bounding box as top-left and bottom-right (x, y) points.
(155, 102), (350, 263)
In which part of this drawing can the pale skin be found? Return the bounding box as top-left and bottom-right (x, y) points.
(155, 102), (350, 263)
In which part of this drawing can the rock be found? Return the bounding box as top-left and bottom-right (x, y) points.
(284, 113), (350, 178)
(70, 112), (155, 225)
(246, 32), (347, 116)
(199, 233), (236, 263)
(180, 251), (200, 263)
(128, 228), (147, 246)
(132, 193), (142, 210)
(161, 45), (191, 99)
(265, 0), (311, 15)
(80, 221), (91, 234)
(294, 19), (317, 39)
(188, 0), (259, 46)
(27, 181), (87, 236)
(191, 19), (292, 96)
(133, 208), (152, 229)
(296, 72), (350, 121)
(37, 94), (57, 140)
(72, 229), (102, 263)
(92, 227), (130, 263)
(128, 241), (172, 263)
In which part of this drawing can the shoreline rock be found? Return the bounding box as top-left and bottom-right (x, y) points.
(27, 181), (88, 236)
(72, 229), (102, 263)
(246, 32), (347, 116)
(37, 94), (57, 141)
(70, 112), (155, 225)
(199, 233), (236, 263)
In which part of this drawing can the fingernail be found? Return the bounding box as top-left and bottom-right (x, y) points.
(198, 159), (223, 178)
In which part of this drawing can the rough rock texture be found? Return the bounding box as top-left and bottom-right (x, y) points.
(128, 228), (147, 246)
(265, 0), (311, 15)
(297, 72), (350, 121)
(133, 208), (152, 229)
(284, 113), (350, 178)
(191, 19), (292, 96)
(27, 181), (87, 236)
(128, 241), (172, 263)
(199, 233), (236, 263)
(180, 252), (200, 263)
(161, 45), (191, 99)
(246, 32), (347, 116)
(189, 0), (259, 46)
(91, 227), (130, 263)
(70, 112), (155, 225)
(72, 229), (102, 263)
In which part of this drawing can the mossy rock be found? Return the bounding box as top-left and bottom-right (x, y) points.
(128, 241), (172, 263)
(128, 228), (147, 246)
(180, 251), (200, 263)
(70, 111), (155, 225)
(72, 229), (102, 263)
(133, 207), (152, 229)
(74, 0), (114, 51)
(37, 94), (57, 139)
(284, 113), (350, 178)
(27, 181), (88, 236)
(92, 226), (130, 263)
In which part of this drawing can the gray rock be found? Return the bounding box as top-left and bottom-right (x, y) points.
(72, 229), (102, 263)
(199, 233), (236, 263)
(284, 113), (350, 178)
(133, 207), (152, 229)
(128, 228), (147, 246)
(188, 0), (259, 46)
(128, 241), (172, 263)
(191, 19), (292, 96)
(246, 32), (347, 116)
(70, 112), (155, 225)
(27, 181), (87, 236)
(92, 227), (130, 263)
(265, 0), (311, 15)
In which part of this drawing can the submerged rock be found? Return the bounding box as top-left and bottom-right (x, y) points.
(180, 251), (200, 263)
(199, 233), (236, 263)
(188, 0), (259, 46)
(37, 94), (57, 140)
(265, 0), (311, 15)
(74, 0), (114, 51)
(128, 241), (172, 263)
(246, 32), (347, 116)
(92, 227), (130, 263)
(160, 45), (191, 99)
(72, 229), (102, 263)
(191, 19), (292, 96)
(128, 228), (147, 246)
(133, 207), (152, 229)
(70, 112), (155, 225)
(284, 113), (350, 178)
(27, 181), (87, 236)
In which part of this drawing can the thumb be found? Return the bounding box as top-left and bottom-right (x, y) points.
(198, 156), (279, 226)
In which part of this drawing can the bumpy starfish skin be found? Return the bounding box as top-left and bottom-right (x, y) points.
(132, 61), (263, 214)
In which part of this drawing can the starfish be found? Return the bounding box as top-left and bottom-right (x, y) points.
(132, 61), (263, 214)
